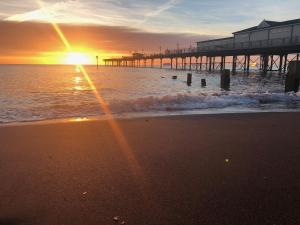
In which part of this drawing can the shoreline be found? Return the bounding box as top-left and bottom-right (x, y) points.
(1, 107), (300, 128)
(1, 112), (300, 225)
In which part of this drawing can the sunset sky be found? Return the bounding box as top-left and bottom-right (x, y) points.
(1, 0), (300, 64)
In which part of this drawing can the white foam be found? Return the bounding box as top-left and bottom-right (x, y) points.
(108, 92), (300, 113)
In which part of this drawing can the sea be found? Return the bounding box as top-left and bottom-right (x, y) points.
(0, 64), (300, 124)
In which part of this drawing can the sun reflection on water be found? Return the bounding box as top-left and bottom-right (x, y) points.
(69, 117), (89, 122)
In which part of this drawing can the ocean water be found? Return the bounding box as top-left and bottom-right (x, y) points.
(0, 64), (300, 124)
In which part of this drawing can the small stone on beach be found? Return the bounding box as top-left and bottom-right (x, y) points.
(113, 216), (119, 222)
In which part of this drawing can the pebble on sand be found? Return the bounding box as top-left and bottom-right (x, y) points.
(113, 216), (119, 222)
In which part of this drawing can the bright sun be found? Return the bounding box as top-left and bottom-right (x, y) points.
(64, 52), (92, 65)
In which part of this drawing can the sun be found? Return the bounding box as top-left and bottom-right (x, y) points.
(64, 52), (92, 65)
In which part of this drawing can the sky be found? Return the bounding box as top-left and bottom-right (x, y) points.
(0, 0), (300, 64)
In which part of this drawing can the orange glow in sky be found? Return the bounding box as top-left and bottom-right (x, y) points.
(64, 52), (93, 65)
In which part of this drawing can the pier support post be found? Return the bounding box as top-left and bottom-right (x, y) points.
(212, 57), (215, 70)
(221, 56), (226, 71)
(232, 55), (237, 73)
(195, 57), (199, 71)
(160, 58), (163, 69)
(270, 55), (274, 71)
(283, 54), (288, 73)
(285, 61), (300, 92)
(175, 58), (178, 70)
(200, 56), (203, 71)
(209, 57), (212, 72)
(189, 57), (192, 71)
(262, 55), (269, 74)
(221, 69), (231, 90)
(279, 55), (283, 73)
(187, 73), (192, 86)
(246, 55), (250, 73)
(243, 55), (247, 72)
(171, 58), (173, 69)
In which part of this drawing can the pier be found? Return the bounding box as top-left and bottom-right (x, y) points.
(104, 19), (300, 73)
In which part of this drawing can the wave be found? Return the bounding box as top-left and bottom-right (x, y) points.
(109, 92), (300, 113)
(1, 92), (300, 124)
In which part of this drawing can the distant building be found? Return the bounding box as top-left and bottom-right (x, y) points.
(197, 19), (300, 51)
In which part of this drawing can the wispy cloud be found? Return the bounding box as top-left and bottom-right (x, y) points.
(1, 0), (300, 35)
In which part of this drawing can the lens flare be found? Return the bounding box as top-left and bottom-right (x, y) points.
(35, 0), (145, 183)
(65, 52), (92, 65)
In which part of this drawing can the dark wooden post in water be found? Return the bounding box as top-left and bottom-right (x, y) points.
(170, 58), (173, 69)
(221, 69), (231, 90)
(285, 61), (300, 92)
(187, 73), (192, 86)
(160, 58), (163, 69)
(175, 58), (178, 70)
(189, 57), (192, 71)
(201, 79), (206, 87)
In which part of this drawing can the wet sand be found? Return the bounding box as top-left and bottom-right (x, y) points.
(0, 112), (300, 225)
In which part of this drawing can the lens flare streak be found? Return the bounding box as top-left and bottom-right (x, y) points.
(36, 0), (144, 181)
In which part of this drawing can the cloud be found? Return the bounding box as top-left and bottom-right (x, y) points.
(1, 0), (300, 35)
(0, 21), (219, 63)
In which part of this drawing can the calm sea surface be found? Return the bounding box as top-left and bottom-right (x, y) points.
(0, 64), (300, 124)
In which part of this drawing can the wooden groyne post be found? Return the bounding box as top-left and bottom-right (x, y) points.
(187, 73), (192, 86)
(201, 79), (206, 87)
(285, 61), (300, 92)
(221, 69), (230, 90)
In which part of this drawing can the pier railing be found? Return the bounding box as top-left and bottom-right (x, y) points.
(197, 36), (300, 52)
(106, 36), (300, 61)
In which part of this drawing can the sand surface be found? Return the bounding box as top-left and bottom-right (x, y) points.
(0, 113), (300, 225)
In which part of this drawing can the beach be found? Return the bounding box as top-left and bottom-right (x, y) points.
(0, 112), (299, 225)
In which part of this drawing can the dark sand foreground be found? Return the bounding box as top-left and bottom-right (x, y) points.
(0, 113), (300, 225)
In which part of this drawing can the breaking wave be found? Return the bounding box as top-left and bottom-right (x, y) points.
(1, 92), (300, 124)
(109, 92), (300, 113)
